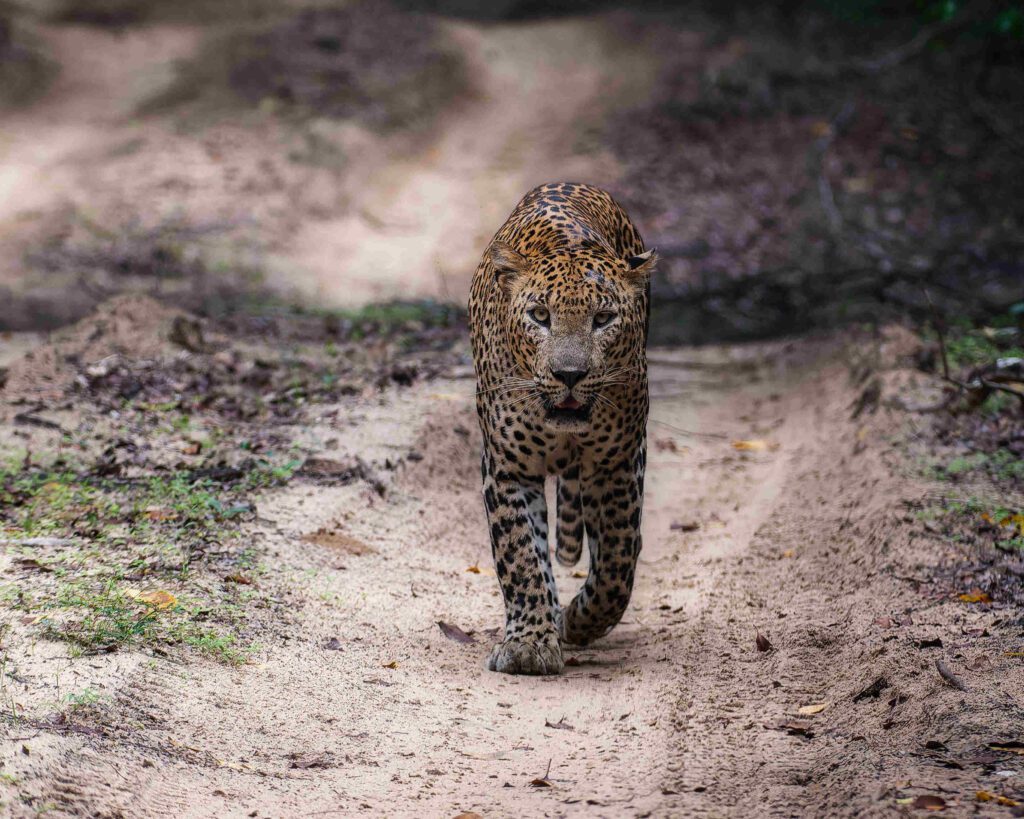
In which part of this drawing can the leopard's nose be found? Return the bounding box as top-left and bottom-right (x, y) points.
(552, 368), (588, 389)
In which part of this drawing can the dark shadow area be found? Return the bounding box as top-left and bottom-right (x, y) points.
(599, 1), (1024, 344)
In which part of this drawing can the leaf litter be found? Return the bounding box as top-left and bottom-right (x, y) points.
(437, 621), (476, 644)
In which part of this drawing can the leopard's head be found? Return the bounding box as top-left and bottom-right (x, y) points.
(487, 239), (656, 432)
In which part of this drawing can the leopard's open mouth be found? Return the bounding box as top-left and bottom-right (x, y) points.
(546, 397), (591, 423)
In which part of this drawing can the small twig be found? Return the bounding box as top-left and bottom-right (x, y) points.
(935, 659), (967, 692)
(648, 417), (729, 440)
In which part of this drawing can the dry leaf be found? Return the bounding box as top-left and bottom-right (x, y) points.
(756, 631), (773, 652)
(15, 558), (53, 573)
(530, 778), (553, 788)
(289, 752), (336, 770)
(977, 791), (1019, 807)
(780, 549), (795, 559)
(144, 507), (177, 522)
(958, 589), (992, 604)
(544, 718), (574, 731)
(910, 795), (946, 811)
(126, 589), (177, 610)
(731, 439), (779, 452)
(382, 660), (399, 669)
(453, 813), (484, 819)
(967, 655), (992, 672)
(181, 441), (201, 456)
(224, 573), (253, 585)
(571, 570), (587, 579)
(777, 719), (814, 737)
(465, 564), (495, 576)
(797, 703), (828, 715)
(670, 520), (700, 532)
(988, 741), (1024, 756)
(438, 621), (476, 644)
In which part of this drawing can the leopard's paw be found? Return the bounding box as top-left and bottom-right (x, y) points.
(559, 601), (616, 647)
(487, 632), (563, 676)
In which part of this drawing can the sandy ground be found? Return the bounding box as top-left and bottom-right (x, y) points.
(3, 328), (1022, 817)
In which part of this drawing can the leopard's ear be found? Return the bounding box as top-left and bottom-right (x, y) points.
(625, 248), (657, 285)
(487, 241), (529, 292)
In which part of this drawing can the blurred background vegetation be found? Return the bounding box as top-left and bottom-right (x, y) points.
(0, 0), (1020, 343)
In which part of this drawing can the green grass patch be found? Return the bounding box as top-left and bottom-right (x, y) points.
(927, 450), (1024, 485)
(0, 461), (288, 661)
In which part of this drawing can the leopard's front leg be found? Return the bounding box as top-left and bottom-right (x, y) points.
(561, 444), (646, 646)
(481, 451), (563, 675)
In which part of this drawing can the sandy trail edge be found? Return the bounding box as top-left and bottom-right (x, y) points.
(0, 338), (906, 818)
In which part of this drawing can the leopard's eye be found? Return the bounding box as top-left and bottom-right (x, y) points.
(528, 306), (550, 326)
(593, 311), (615, 328)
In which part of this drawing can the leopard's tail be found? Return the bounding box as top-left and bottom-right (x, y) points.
(555, 462), (585, 566)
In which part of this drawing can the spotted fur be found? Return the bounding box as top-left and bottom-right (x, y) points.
(468, 182), (655, 675)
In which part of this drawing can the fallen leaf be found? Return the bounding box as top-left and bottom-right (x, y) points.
(571, 570), (587, 579)
(382, 660), (399, 669)
(544, 718), (574, 731)
(756, 631), (773, 652)
(302, 529), (376, 555)
(452, 813), (484, 819)
(530, 759), (554, 788)
(988, 741), (1024, 756)
(776, 720), (814, 737)
(780, 549), (795, 559)
(224, 573), (253, 585)
(465, 563), (496, 576)
(181, 441), (201, 456)
(976, 791), (1019, 807)
(853, 676), (889, 702)
(967, 655), (992, 672)
(797, 703), (828, 715)
(731, 439), (779, 452)
(654, 437), (679, 452)
(958, 589), (992, 604)
(144, 507), (177, 522)
(670, 520), (700, 532)
(14, 558), (53, 573)
(126, 589), (177, 610)
(289, 752), (336, 770)
(910, 794), (946, 811)
(438, 621), (476, 644)
(323, 637), (343, 651)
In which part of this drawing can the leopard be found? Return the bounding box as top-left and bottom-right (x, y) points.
(468, 181), (656, 675)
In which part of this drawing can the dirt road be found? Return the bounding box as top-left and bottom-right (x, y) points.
(6, 328), (1019, 818)
(2, 6), (1023, 817)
